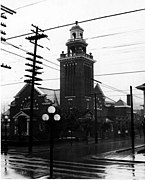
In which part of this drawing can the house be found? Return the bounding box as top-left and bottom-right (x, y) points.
(113, 99), (131, 137)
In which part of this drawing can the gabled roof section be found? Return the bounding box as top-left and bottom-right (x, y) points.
(105, 97), (116, 106)
(115, 99), (130, 108)
(136, 83), (145, 91)
(2, 109), (10, 116)
(70, 24), (84, 31)
(14, 83), (42, 98)
(13, 111), (30, 119)
(13, 83), (60, 106)
(94, 83), (105, 97)
(14, 83), (28, 98)
(38, 87), (60, 106)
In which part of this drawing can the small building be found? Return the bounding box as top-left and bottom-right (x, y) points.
(114, 99), (131, 137)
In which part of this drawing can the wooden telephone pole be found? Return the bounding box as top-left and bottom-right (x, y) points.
(25, 24), (47, 153)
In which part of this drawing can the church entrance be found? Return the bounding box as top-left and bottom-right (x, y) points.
(17, 116), (27, 136)
(13, 111), (30, 139)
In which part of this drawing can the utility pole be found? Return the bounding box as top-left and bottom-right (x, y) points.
(130, 86), (135, 154)
(25, 24), (47, 153)
(91, 79), (102, 144)
(1, 5), (16, 69)
(94, 93), (98, 143)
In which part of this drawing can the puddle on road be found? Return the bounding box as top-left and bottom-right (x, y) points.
(102, 148), (145, 162)
(98, 148), (145, 180)
(1, 154), (46, 179)
(1, 154), (28, 179)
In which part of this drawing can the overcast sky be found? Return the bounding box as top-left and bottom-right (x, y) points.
(1, 0), (145, 111)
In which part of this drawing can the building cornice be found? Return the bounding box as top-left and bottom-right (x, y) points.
(58, 54), (96, 63)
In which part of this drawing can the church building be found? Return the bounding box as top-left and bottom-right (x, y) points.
(7, 22), (116, 142)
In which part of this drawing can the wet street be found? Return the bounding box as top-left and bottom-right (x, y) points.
(1, 147), (145, 179)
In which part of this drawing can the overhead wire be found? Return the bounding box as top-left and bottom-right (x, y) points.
(2, 47), (145, 77)
(100, 82), (143, 100)
(3, 41), (60, 67)
(2, 6), (145, 103)
(1, 48), (60, 71)
(6, 8), (145, 40)
(85, 28), (145, 41)
(3, 34), (145, 71)
(94, 70), (145, 77)
(14, 0), (49, 11)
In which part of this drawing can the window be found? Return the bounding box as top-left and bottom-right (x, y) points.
(72, 33), (76, 39)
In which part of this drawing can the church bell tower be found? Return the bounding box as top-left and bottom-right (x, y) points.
(58, 22), (96, 112)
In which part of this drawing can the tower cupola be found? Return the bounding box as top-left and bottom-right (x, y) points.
(70, 21), (84, 40)
(66, 21), (88, 55)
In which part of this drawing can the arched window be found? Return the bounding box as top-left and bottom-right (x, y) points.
(72, 33), (76, 39)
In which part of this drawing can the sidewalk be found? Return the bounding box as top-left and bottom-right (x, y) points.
(6, 137), (145, 162)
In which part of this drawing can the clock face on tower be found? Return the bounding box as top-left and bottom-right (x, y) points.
(20, 96), (39, 110)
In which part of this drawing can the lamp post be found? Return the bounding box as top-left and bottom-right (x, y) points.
(4, 115), (9, 154)
(42, 106), (60, 179)
(130, 86), (135, 154)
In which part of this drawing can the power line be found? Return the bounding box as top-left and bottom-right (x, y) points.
(107, 93), (143, 97)
(2, 41), (60, 67)
(1, 48), (26, 59)
(1, 81), (143, 102)
(1, 75), (143, 101)
(6, 8), (145, 40)
(85, 28), (145, 41)
(14, 0), (49, 10)
(3, 37), (144, 71)
(1, 81), (24, 86)
(43, 63), (60, 71)
(2, 48), (145, 78)
(2, 47), (145, 77)
(97, 42), (145, 50)
(1, 48), (60, 71)
(100, 83), (143, 100)
(94, 70), (145, 77)
(4, 40), (144, 69)
(3, 41), (28, 52)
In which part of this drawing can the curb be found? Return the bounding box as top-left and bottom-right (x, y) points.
(115, 144), (145, 153)
(91, 156), (145, 164)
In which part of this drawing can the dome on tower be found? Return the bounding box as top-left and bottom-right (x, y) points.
(69, 21), (84, 40)
(70, 24), (84, 32)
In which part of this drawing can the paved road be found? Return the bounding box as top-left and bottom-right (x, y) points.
(1, 153), (145, 179)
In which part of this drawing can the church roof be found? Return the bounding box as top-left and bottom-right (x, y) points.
(136, 83), (145, 91)
(13, 83), (60, 106)
(2, 109), (10, 116)
(94, 83), (105, 97)
(70, 24), (84, 31)
(38, 87), (60, 106)
(14, 83), (42, 98)
(105, 97), (115, 106)
(115, 99), (130, 108)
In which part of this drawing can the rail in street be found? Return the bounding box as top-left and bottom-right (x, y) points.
(1, 153), (145, 179)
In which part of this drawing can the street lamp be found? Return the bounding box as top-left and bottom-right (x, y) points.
(4, 115), (9, 155)
(68, 129), (72, 146)
(42, 105), (60, 179)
